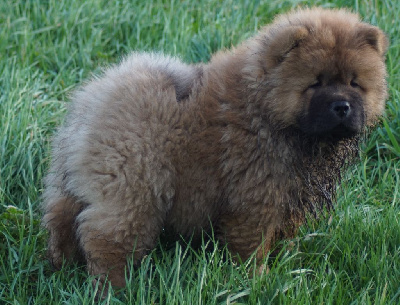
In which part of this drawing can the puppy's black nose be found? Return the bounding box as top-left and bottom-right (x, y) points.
(331, 101), (351, 119)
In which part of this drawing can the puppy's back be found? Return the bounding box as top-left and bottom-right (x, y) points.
(45, 53), (201, 204)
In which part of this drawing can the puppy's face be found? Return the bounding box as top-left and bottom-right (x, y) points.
(298, 83), (364, 139)
(292, 37), (388, 140)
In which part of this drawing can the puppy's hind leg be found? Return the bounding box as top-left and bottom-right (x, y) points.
(76, 187), (168, 288)
(42, 194), (85, 269)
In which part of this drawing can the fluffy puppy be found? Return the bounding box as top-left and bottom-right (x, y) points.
(42, 8), (388, 288)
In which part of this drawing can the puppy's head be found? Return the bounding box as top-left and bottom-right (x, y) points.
(243, 8), (388, 140)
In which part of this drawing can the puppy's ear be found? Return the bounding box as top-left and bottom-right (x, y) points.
(357, 24), (389, 56)
(264, 25), (309, 67)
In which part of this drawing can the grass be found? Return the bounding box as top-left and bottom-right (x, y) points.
(0, 0), (399, 303)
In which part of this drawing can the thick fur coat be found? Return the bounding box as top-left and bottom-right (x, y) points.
(42, 8), (388, 287)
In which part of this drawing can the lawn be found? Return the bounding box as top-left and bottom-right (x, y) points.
(0, 0), (399, 304)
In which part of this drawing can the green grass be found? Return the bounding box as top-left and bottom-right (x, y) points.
(1, 0), (399, 303)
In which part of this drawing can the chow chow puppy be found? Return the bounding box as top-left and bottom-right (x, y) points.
(42, 8), (388, 289)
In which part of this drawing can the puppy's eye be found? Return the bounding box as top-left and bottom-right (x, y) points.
(350, 79), (361, 89)
(309, 80), (322, 89)
(308, 75), (323, 89)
